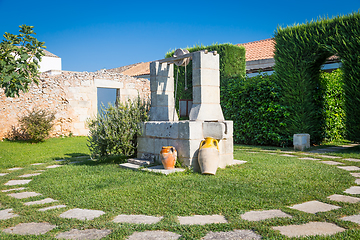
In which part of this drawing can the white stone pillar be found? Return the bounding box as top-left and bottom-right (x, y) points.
(189, 51), (224, 121)
(149, 61), (178, 121)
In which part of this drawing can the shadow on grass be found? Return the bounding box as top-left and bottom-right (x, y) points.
(53, 153), (128, 166)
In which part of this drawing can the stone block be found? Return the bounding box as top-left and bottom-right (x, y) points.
(293, 134), (310, 151)
(173, 139), (201, 159)
(192, 69), (220, 87)
(150, 62), (173, 77)
(192, 86), (220, 104)
(145, 122), (179, 139)
(155, 92), (175, 107)
(151, 77), (174, 92)
(223, 121), (233, 139)
(219, 154), (233, 168)
(189, 104), (224, 121)
(218, 138), (233, 155)
(192, 51), (220, 70)
(94, 79), (123, 88)
(178, 121), (203, 140)
(272, 222), (345, 237)
(203, 122), (226, 139)
(149, 107), (178, 121)
(137, 137), (155, 154)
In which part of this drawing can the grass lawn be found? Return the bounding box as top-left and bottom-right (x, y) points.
(0, 137), (360, 239)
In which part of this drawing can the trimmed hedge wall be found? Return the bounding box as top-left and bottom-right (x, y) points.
(274, 12), (360, 143)
(165, 43), (246, 108)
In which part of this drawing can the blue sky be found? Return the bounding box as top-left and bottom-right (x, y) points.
(1, 0), (359, 72)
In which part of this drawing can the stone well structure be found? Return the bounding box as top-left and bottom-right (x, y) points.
(137, 50), (234, 171)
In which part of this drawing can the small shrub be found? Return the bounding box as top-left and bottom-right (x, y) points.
(18, 108), (55, 142)
(87, 96), (149, 160)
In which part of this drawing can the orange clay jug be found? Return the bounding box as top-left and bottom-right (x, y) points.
(160, 146), (177, 170)
(198, 137), (220, 175)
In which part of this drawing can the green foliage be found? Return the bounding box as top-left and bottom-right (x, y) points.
(165, 43), (246, 109)
(87, 96), (149, 159)
(222, 73), (289, 146)
(0, 25), (46, 97)
(18, 108), (56, 142)
(321, 69), (345, 142)
(274, 12), (360, 143)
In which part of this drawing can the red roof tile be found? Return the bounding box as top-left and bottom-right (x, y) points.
(238, 38), (275, 61)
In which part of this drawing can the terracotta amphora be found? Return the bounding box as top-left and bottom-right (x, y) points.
(160, 146), (177, 170)
(198, 137), (220, 175)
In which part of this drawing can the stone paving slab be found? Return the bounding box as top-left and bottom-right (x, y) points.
(202, 230), (262, 240)
(272, 222), (345, 237)
(178, 215), (227, 225)
(38, 205), (67, 211)
(337, 166), (360, 171)
(351, 173), (360, 178)
(0, 209), (19, 220)
(298, 157), (321, 160)
(4, 179), (32, 186)
(7, 167), (23, 171)
(328, 194), (360, 203)
(56, 229), (111, 239)
(317, 155), (342, 159)
(24, 198), (58, 206)
(0, 173), (9, 176)
(55, 159), (66, 162)
(230, 160), (247, 165)
(7, 191), (42, 199)
(142, 165), (185, 175)
(247, 151), (259, 153)
(112, 214), (163, 224)
(355, 179), (360, 185)
(341, 214), (360, 224)
(46, 165), (63, 168)
(2, 187), (27, 192)
(19, 173), (42, 178)
(280, 154), (297, 157)
(290, 200), (340, 214)
(119, 163), (141, 170)
(321, 161), (344, 165)
(344, 186), (360, 194)
(267, 153), (277, 155)
(127, 230), (181, 240)
(2, 222), (57, 235)
(344, 158), (360, 162)
(59, 208), (105, 220)
(31, 163), (45, 165)
(280, 151), (296, 154)
(241, 209), (292, 221)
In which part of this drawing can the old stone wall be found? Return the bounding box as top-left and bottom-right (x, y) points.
(0, 70), (150, 140)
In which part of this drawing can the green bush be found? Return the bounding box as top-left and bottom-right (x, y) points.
(222, 73), (289, 146)
(18, 108), (55, 142)
(321, 69), (345, 141)
(87, 96), (149, 159)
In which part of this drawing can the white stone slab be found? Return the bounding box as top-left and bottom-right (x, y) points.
(202, 230), (262, 240)
(2, 222), (57, 235)
(337, 166), (360, 171)
(127, 230), (181, 240)
(46, 165), (63, 168)
(280, 154), (297, 157)
(7, 167), (23, 171)
(178, 215), (227, 225)
(0, 209), (19, 220)
(344, 158), (360, 162)
(31, 163), (45, 165)
(317, 155), (342, 159)
(267, 153), (277, 155)
(230, 160), (247, 165)
(59, 208), (105, 220)
(4, 179), (32, 186)
(55, 159), (66, 162)
(7, 191), (42, 199)
(19, 173), (42, 178)
(272, 222), (345, 237)
(38, 205), (67, 211)
(298, 157), (321, 160)
(0, 173), (9, 176)
(321, 161), (344, 165)
(241, 209), (292, 221)
(281, 151), (296, 154)
(341, 214), (360, 224)
(56, 229), (111, 239)
(142, 165), (185, 175)
(344, 186), (360, 195)
(247, 151), (259, 153)
(2, 187), (27, 192)
(351, 173), (360, 178)
(327, 194), (360, 203)
(112, 214), (163, 224)
(119, 163), (141, 170)
(24, 198), (58, 206)
(290, 200), (340, 214)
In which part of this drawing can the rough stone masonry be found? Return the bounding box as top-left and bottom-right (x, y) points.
(0, 70), (150, 139)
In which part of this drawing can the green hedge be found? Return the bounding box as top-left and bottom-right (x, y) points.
(222, 73), (289, 146)
(274, 12), (360, 143)
(165, 43), (246, 109)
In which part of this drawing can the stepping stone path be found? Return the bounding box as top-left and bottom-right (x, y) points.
(127, 230), (181, 240)
(0, 173), (9, 176)
(321, 160), (344, 165)
(24, 198), (58, 206)
(272, 222), (346, 237)
(280, 154), (297, 157)
(31, 163), (44, 165)
(317, 155), (342, 159)
(290, 200), (340, 214)
(0, 209), (19, 220)
(7, 167), (23, 171)
(19, 173), (42, 177)
(4, 179), (32, 186)
(59, 208), (105, 220)
(351, 173), (360, 178)
(298, 157), (321, 160)
(328, 194), (360, 203)
(178, 215), (227, 225)
(2, 222), (57, 235)
(46, 165), (63, 168)
(341, 214), (360, 224)
(7, 191), (42, 199)
(2, 187), (26, 192)
(344, 158), (360, 162)
(38, 205), (67, 211)
(241, 209), (292, 221)
(355, 179), (360, 185)
(202, 230), (262, 240)
(56, 229), (112, 239)
(112, 214), (163, 224)
(344, 186), (360, 194)
(337, 166), (360, 171)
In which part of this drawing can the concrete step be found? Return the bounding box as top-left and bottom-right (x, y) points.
(127, 158), (154, 166)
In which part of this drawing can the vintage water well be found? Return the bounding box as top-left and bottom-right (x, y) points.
(137, 50), (234, 171)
